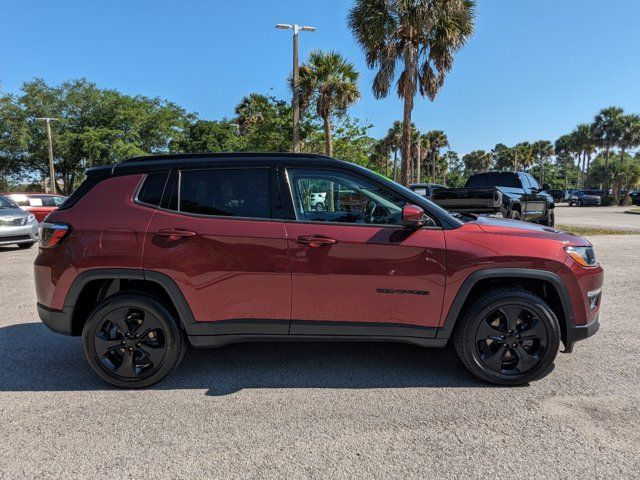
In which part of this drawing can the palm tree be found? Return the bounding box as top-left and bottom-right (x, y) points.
(370, 138), (391, 177)
(384, 121), (403, 181)
(532, 140), (553, 186)
(572, 124), (596, 188)
(349, 0), (476, 185)
(592, 106), (624, 191)
(297, 50), (360, 157)
(618, 114), (640, 163)
(463, 150), (491, 175)
(425, 130), (449, 182)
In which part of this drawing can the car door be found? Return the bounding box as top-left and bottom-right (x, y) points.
(143, 166), (291, 335)
(520, 174), (547, 221)
(283, 167), (446, 337)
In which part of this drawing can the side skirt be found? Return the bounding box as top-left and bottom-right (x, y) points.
(188, 334), (448, 349)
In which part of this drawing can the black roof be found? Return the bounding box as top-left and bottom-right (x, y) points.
(87, 152), (351, 177)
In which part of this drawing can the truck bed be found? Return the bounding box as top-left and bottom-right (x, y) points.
(432, 187), (503, 213)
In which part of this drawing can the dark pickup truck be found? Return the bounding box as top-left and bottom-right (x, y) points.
(432, 171), (555, 226)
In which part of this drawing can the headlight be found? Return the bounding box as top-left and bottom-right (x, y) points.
(565, 246), (598, 267)
(27, 214), (35, 223)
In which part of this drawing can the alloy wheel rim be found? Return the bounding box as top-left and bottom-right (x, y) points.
(474, 304), (547, 375)
(94, 307), (167, 379)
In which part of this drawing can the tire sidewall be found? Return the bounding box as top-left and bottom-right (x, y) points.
(457, 291), (561, 385)
(82, 293), (185, 388)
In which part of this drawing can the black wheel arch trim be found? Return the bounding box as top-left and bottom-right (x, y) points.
(436, 268), (578, 350)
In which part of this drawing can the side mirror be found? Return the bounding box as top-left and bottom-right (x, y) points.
(401, 204), (427, 228)
(542, 183), (551, 191)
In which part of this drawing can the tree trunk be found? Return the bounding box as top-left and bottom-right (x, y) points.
(586, 153), (591, 188)
(393, 149), (398, 182)
(401, 95), (413, 186)
(322, 115), (333, 157)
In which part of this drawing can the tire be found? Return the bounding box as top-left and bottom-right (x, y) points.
(453, 288), (561, 385)
(82, 293), (187, 388)
(508, 209), (521, 220)
(541, 210), (555, 227)
(315, 202), (326, 212)
(17, 242), (35, 249)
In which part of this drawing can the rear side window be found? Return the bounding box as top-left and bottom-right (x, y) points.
(179, 168), (271, 219)
(137, 172), (169, 207)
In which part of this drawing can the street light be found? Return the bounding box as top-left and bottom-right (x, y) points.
(275, 23), (316, 153)
(35, 117), (59, 193)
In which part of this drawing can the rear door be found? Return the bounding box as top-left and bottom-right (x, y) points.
(520, 174), (546, 220)
(283, 167), (446, 337)
(143, 166), (291, 334)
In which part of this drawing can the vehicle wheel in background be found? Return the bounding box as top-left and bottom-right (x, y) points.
(453, 288), (560, 385)
(82, 293), (187, 388)
(541, 210), (555, 227)
(578, 200), (583, 207)
(315, 202), (326, 212)
(17, 242), (35, 249)
(508, 209), (521, 220)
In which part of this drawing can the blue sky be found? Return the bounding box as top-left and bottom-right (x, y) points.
(2, 0), (639, 155)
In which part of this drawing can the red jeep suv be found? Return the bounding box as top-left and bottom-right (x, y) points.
(34, 154), (603, 388)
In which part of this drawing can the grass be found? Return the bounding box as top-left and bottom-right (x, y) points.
(556, 224), (640, 236)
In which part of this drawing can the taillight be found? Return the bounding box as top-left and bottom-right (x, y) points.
(39, 222), (71, 248)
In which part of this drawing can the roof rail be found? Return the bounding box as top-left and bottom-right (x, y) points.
(121, 152), (331, 163)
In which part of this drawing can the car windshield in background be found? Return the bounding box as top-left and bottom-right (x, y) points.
(466, 172), (520, 188)
(0, 195), (18, 208)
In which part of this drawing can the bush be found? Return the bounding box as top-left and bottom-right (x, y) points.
(601, 194), (617, 206)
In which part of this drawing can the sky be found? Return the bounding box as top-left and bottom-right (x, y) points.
(2, 0), (640, 155)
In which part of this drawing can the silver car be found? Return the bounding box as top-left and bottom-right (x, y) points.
(0, 195), (39, 248)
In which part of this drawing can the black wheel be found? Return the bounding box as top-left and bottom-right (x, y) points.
(315, 202), (326, 212)
(18, 242), (35, 249)
(82, 293), (187, 388)
(453, 288), (560, 385)
(541, 210), (555, 227)
(508, 209), (521, 220)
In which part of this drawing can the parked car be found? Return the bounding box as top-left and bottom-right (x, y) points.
(408, 183), (447, 200)
(0, 194), (39, 248)
(3, 193), (67, 222)
(546, 189), (568, 203)
(568, 190), (603, 207)
(630, 190), (640, 206)
(309, 192), (326, 211)
(432, 171), (555, 226)
(35, 153), (602, 388)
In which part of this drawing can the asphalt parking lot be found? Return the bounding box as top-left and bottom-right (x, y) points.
(555, 204), (640, 232)
(1, 233), (639, 479)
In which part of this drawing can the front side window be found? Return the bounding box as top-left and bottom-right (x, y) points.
(179, 168), (270, 219)
(287, 168), (410, 226)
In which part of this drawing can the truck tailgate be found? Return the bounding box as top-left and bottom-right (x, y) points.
(432, 187), (502, 212)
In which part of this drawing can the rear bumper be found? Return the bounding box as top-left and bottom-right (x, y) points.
(563, 314), (599, 353)
(37, 302), (74, 335)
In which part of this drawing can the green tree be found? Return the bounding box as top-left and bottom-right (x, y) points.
(348, 0), (475, 185)
(0, 78), (191, 194)
(571, 123), (596, 188)
(384, 121), (403, 182)
(443, 150), (466, 187)
(463, 150), (491, 175)
(424, 130), (449, 183)
(297, 50), (360, 157)
(618, 114), (640, 164)
(170, 120), (238, 153)
(592, 106), (624, 191)
(531, 140), (553, 185)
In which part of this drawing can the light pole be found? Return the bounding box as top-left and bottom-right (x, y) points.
(36, 117), (59, 193)
(275, 23), (316, 153)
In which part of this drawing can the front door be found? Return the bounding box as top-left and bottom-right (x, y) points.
(143, 166), (291, 335)
(284, 167), (446, 337)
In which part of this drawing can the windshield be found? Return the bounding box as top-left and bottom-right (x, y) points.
(466, 172), (521, 188)
(0, 195), (18, 209)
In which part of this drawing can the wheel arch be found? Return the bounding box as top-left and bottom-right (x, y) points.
(64, 269), (195, 336)
(437, 268), (575, 350)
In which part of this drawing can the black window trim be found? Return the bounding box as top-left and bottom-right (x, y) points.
(282, 166), (442, 230)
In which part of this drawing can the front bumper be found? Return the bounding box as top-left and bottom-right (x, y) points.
(563, 314), (600, 353)
(0, 221), (39, 246)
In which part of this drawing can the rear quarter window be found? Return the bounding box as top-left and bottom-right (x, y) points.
(137, 172), (169, 207)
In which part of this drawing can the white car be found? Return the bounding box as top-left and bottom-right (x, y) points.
(310, 192), (326, 211)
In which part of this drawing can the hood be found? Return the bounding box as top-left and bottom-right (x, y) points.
(467, 215), (590, 246)
(0, 207), (31, 225)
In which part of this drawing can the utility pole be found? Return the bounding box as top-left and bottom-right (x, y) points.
(275, 23), (316, 153)
(36, 117), (58, 193)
